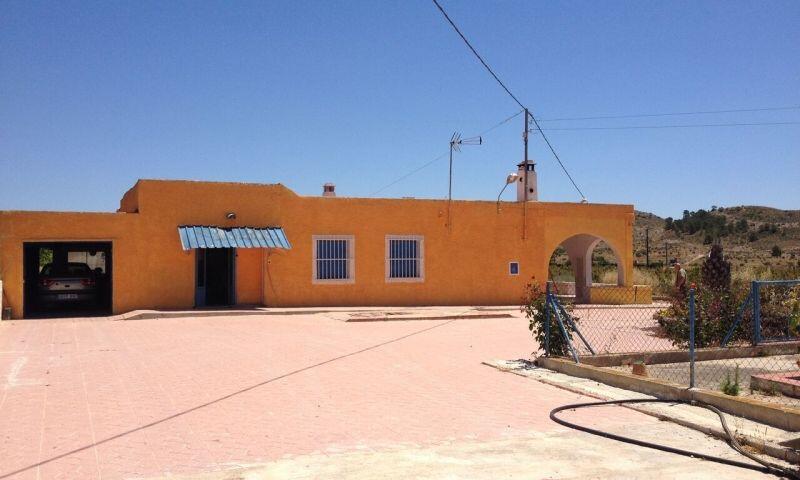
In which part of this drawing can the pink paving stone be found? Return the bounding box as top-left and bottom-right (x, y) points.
(0, 312), (658, 479)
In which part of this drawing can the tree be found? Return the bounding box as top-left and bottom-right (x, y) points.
(735, 218), (749, 233)
(664, 217), (674, 230)
(771, 245), (782, 257)
(701, 244), (731, 291)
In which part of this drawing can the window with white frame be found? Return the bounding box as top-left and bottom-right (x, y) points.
(313, 235), (354, 283)
(386, 235), (424, 281)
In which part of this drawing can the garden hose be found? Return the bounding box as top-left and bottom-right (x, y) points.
(550, 398), (799, 479)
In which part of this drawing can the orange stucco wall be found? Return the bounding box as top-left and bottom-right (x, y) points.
(235, 248), (263, 305)
(0, 179), (634, 318)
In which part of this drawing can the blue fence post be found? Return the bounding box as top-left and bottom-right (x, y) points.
(689, 287), (696, 389)
(544, 283), (551, 356)
(752, 281), (761, 346)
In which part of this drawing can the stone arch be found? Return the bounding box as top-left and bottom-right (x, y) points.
(548, 233), (626, 303)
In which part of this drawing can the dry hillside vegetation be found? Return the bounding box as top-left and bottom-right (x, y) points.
(549, 206), (799, 294)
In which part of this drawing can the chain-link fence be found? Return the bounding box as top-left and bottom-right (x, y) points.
(543, 280), (800, 410)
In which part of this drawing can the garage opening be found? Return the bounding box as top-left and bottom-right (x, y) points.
(23, 242), (112, 318)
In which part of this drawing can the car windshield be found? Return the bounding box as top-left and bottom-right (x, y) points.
(40, 263), (92, 277)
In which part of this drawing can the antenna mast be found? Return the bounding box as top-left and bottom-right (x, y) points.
(447, 132), (482, 229)
(523, 108), (529, 239)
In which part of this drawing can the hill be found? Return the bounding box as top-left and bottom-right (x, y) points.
(633, 206), (800, 272)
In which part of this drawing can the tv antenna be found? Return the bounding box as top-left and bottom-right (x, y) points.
(447, 132), (482, 229)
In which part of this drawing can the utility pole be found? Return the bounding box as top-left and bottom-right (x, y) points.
(522, 108), (529, 240)
(645, 228), (650, 267)
(665, 242), (669, 268)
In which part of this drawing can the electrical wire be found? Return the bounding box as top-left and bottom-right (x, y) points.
(431, 0), (586, 200)
(477, 109), (524, 137)
(550, 398), (799, 479)
(368, 110), (523, 197)
(431, 0), (525, 111)
(537, 105), (800, 122)
(539, 121), (800, 131)
(527, 111), (586, 200)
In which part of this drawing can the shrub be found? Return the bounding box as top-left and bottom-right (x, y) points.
(759, 284), (800, 339)
(789, 288), (800, 337)
(771, 245), (782, 257)
(522, 279), (576, 357)
(735, 218), (749, 232)
(655, 244), (748, 348)
(655, 283), (749, 348)
(720, 365), (741, 396)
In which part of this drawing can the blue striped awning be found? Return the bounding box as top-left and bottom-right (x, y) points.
(178, 226), (291, 250)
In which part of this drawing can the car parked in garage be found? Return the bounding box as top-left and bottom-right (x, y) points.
(37, 262), (97, 304)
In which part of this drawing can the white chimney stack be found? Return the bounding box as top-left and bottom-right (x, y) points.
(516, 160), (538, 202)
(322, 183), (336, 197)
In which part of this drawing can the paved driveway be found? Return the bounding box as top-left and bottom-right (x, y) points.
(0, 312), (770, 479)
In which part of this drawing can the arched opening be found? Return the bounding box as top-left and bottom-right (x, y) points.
(548, 246), (575, 298)
(591, 240), (621, 287)
(547, 234), (625, 303)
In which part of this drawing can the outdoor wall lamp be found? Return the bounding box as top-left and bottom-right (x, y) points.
(226, 212), (236, 220)
(496, 173), (519, 212)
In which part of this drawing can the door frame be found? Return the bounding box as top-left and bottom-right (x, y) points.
(195, 248), (236, 307)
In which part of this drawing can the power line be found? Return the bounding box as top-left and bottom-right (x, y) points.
(369, 110), (523, 197)
(431, 0), (525, 110)
(537, 105), (800, 122)
(369, 153), (448, 198)
(431, 0), (586, 200)
(477, 109), (524, 136)
(527, 111), (586, 200)
(539, 121), (800, 131)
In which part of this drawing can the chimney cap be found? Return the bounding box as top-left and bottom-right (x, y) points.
(517, 159), (536, 167)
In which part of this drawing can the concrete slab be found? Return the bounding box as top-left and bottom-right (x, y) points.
(150, 427), (774, 480)
(486, 359), (800, 466)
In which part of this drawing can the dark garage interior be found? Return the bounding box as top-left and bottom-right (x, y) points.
(23, 242), (112, 318)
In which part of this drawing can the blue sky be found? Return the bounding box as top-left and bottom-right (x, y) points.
(1, 0), (798, 218)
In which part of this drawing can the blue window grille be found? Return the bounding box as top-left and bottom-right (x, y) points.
(388, 237), (422, 280)
(315, 238), (351, 281)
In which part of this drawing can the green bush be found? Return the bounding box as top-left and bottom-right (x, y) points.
(759, 284), (800, 339)
(721, 365), (741, 396)
(655, 281), (800, 347)
(522, 279), (576, 357)
(656, 244), (747, 347)
(655, 283), (749, 348)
